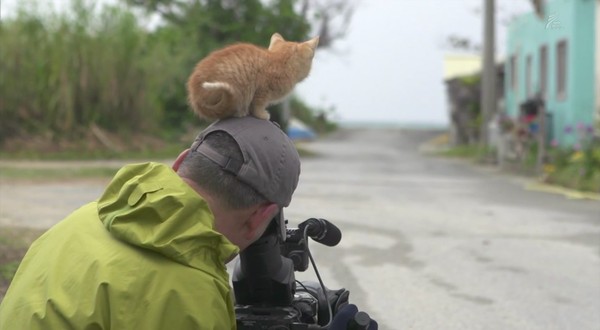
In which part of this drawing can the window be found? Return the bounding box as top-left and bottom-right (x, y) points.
(540, 45), (547, 98)
(556, 40), (567, 100)
(526, 55), (532, 98)
(510, 55), (518, 92)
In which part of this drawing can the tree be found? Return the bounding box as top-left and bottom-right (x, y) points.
(296, 0), (355, 48)
(123, 0), (356, 129)
(530, 0), (544, 18)
(124, 0), (355, 48)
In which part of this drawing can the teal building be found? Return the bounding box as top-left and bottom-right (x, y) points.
(505, 0), (598, 146)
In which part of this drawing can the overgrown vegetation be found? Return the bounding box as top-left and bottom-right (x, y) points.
(542, 124), (600, 192)
(445, 74), (482, 145)
(0, 1), (168, 141)
(0, 0), (344, 157)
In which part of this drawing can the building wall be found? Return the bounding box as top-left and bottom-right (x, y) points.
(596, 0), (600, 130)
(505, 0), (596, 146)
(443, 54), (482, 81)
(572, 0), (596, 132)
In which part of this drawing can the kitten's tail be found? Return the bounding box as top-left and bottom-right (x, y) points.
(202, 81), (233, 92)
(188, 80), (240, 120)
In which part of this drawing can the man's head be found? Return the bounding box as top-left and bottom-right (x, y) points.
(173, 117), (301, 250)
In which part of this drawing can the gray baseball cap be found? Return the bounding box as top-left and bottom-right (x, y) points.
(189, 117), (301, 207)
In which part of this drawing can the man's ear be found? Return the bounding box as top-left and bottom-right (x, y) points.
(172, 149), (190, 171)
(244, 203), (279, 240)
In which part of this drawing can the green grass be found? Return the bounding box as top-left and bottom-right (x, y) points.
(0, 143), (186, 161)
(0, 143), (317, 181)
(0, 226), (45, 297)
(0, 166), (119, 180)
(544, 166), (600, 193)
(295, 144), (319, 158)
(439, 145), (480, 158)
(0, 262), (20, 282)
(437, 145), (494, 161)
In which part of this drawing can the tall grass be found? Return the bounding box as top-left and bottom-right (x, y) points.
(0, 0), (329, 151)
(0, 0), (176, 143)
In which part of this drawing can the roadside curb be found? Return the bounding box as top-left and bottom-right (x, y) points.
(524, 181), (600, 202)
(418, 135), (600, 202)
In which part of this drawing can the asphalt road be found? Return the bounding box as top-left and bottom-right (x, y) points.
(1, 127), (600, 329)
(285, 128), (600, 330)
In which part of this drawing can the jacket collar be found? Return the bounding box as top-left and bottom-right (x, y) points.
(97, 162), (239, 278)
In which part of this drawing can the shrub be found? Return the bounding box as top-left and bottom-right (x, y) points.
(543, 123), (600, 192)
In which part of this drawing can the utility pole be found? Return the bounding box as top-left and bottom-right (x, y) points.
(480, 0), (496, 148)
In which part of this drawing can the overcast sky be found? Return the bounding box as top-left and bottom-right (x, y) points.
(296, 0), (532, 126)
(1, 0), (533, 126)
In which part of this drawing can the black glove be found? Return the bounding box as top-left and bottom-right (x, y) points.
(329, 304), (378, 330)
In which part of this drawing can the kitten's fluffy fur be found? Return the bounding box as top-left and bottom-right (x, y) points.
(187, 33), (319, 120)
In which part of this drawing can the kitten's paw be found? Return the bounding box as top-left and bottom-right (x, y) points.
(252, 108), (271, 120)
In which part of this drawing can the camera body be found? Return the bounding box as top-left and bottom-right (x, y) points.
(281, 227), (310, 272)
(232, 213), (348, 329)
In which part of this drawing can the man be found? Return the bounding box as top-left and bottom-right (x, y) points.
(0, 116), (377, 329)
(0, 117), (298, 329)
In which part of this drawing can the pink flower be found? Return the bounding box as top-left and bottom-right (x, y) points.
(573, 143), (581, 151)
(550, 139), (558, 147)
(585, 125), (594, 134)
(564, 125), (573, 134)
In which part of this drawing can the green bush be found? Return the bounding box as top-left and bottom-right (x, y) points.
(543, 123), (600, 193)
(289, 96), (338, 134)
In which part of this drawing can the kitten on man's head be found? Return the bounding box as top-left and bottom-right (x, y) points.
(187, 33), (319, 121)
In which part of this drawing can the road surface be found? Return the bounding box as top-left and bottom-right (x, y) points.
(1, 128), (599, 329)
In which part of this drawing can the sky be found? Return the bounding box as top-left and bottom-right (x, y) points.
(295, 0), (532, 126)
(0, 0), (533, 126)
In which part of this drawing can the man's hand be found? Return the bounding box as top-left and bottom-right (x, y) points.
(330, 304), (378, 330)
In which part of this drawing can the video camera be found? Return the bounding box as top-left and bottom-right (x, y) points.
(232, 212), (373, 329)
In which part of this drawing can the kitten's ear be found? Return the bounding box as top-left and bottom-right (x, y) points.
(304, 36), (320, 51)
(269, 33), (285, 50)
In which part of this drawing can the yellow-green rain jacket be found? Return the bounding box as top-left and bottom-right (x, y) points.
(0, 162), (240, 329)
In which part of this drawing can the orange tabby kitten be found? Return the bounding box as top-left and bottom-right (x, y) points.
(187, 33), (319, 120)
